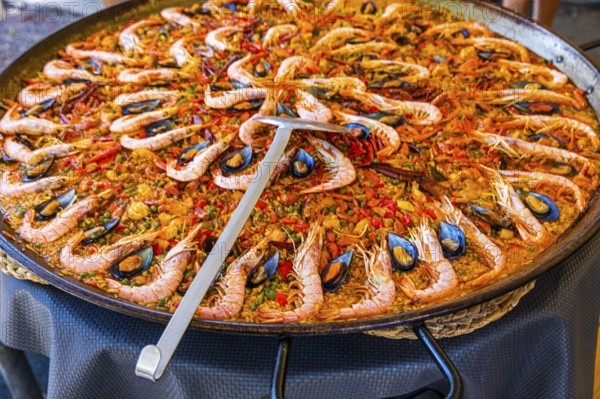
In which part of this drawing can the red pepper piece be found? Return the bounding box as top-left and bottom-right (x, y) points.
(275, 293), (288, 306)
(278, 262), (294, 279)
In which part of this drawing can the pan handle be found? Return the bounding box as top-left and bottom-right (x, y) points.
(269, 324), (463, 399)
(579, 38), (600, 52)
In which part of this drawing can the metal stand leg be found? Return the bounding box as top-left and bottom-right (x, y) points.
(0, 343), (42, 399)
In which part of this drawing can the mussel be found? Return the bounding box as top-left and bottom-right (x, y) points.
(202, 236), (218, 253)
(81, 218), (120, 245)
(321, 250), (353, 292)
(247, 252), (279, 287)
(23, 99), (56, 117)
(529, 133), (564, 148)
(277, 102), (299, 118)
(219, 146), (253, 173)
(547, 162), (577, 177)
(229, 100), (263, 113)
(438, 222), (465, 259)
(514, 102), (560, 115)
(110, 247), (153, 280)
(433, 56), (448, 64)
(79, 60), (102, 76)
(362, 112), (406, 128)
(387, 232), (418, 271)
(511, 81), (548, 90)
(145, 119), (174, 136)
(392, 32), (409, 46)
(344, 123), (370, 140)
(196, 45), (214, 58)
(477, 51), (514, 61)
(122, 99), (161, 115)
(459, 28), (469, 38)
(290, 149), (315, 178)
(62, 78), (92, 85)
(178, 142), (210, 165)
(221, 2), (237, 12)
(34, 188), (76, 221)
(360, 1), (377, 14)
(517, 190), (560, 222)
(22, 155), (54, 182)
(305, 87), (331, 99)
(253, 59), (271, 78)
(469, 204), (512, 228)
(368, 78), (409, 90)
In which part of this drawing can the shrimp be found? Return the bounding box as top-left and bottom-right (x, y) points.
(299, 136), (356, 194)
(490, 172), (554, 247)
(275, 56), (319, 83)
(4, 137), (91, 165)
(43, 60), (96, 82)
(434, 196), (506, 288)
(492, 115), (600, 150)
(277, 0), (301, 18)
(121, 125), (202, 152)
(479, 166), (587, 213)
(170, 38), (194, 67)
(106, 225), (201, 304)
(357, 60), (430, 83)
(113, 90), (180, 106)
(420, 21), (492, 39)
(341, 88), (442, 125)
(375, 3), (424, 29)
(205, 26), (240, 52)
(227, 54), (259, 86)
(333, 111), (400, 157)
(161, 7), (200, 31)
(65, 43), (135, 65)
(117, 68), (191, 84)
(318, 244), (395, 321)
(258, 219), (323, 323)
(472, 130), (597, 177)
(294, 77), (367, 95)
(239, 97), (277, 146)
(312, 28), (373, 52)
(18, 82), (87, 108)
(0, 173), (71, 198)
(461, 37), (530, 63)
(119, 18), (163, 53)
(196, 230), (277, 319)
(203, 87), (267, 109)
(295, 90), (332, 123)
(398, 220), (459, 304)
(263, 24), (298, 48)
(479, 88), (581, 109)
(18, 190), (112, 244)
(166, 134), (234, 182)
(61, 229), (159, 275)
(110, 107), (178, 134)
(213, 147), (294, 191)
(330, 42), (399, 58)
(246, 0), (264, 15)
(322, 0), (344, 18)
(0, 105), (66, 136)
(496, 60), (568, 89)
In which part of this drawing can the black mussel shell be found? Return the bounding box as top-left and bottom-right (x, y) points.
(514, 102), (559, 115)
(387, 232), (418, 271)
(305, 87), (331, 99)
(22, 155), (54, 183)
(81, 218), (120, 245)
(231, 81), (249, 89)
(24, 99), (56, 117)
(517, 190), (560, 222)
(183, 4), (212, 16)
(290, 149), (315, 178)
(79, 59), (102, 76)
(122, 99), (161, 115)
(438, 221), (465, 259)
(247, 252), (279, 287)
(433, 56), (448, 64)
(178, 141), (210, 165)
(357, 54), (378, 62)
(210, 82), (235, 91)
(368, 78), (410, 90)
(221, 2), (237, 12)
(253, 59), (271, 78)
(529, 133), (564, 146)
(469, 204), (512, 228)
(477, 51), (514, 61)
(145, 119), (174, 136)
(34, 188), (76, 221)
(196, 45), (215, 58)
(362, 112), (406, 127)
(156, 59), (179, 68)
(511, 81), (548, 90)
(110, 247), (153, 280)
(321, 250), (353, 292)
(360, 1), (377, 14)
(548, 162), (577, 177)
(61, 78), (92, 85)
(344, 123), (370, 140)
(229, 100), (263, 113)
(219, 146), (253, 173)
(277, 102), (299, 118)
(202, 236), (218, 253)
(392, 32), (409, 46)
(459, 28), (469, 38)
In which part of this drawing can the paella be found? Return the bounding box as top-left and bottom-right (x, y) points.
(0, 0), (598, 323)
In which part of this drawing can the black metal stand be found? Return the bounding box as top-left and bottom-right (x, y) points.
(0, 343), (43, 399)
(269, 324), (462, 399)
